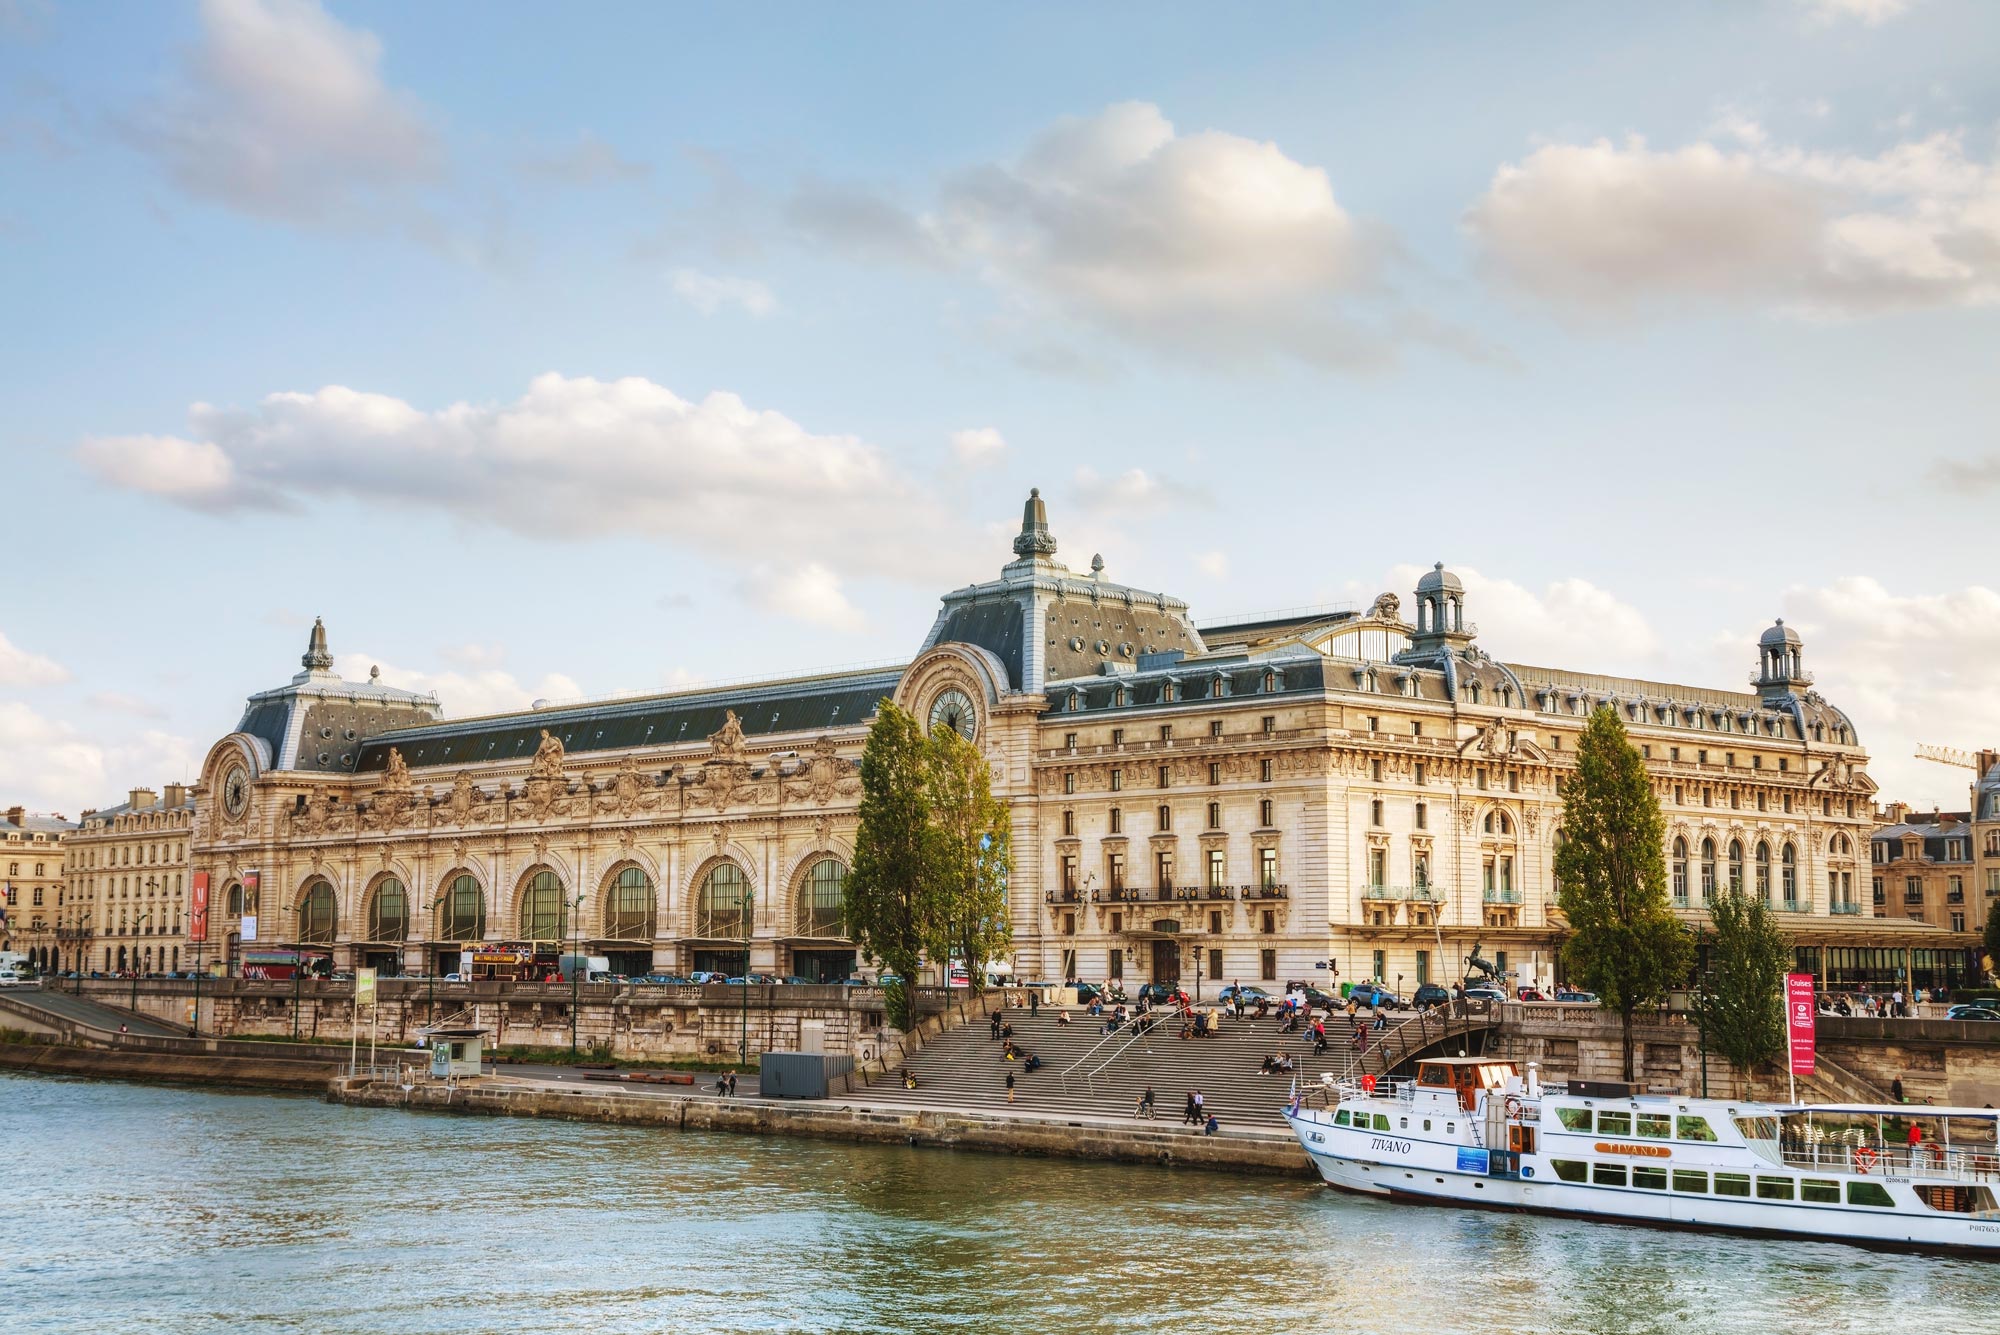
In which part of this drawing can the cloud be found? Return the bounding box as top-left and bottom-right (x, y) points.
(77, 372), (965, 583)
(655, 592), (695, 611)
(1467, 126), (2000, 315)
(1071, 465), (1209, 513)
(736, 562), (863, 632)
(1800, 0), (1914, 25)
(124, 0), (441, 224)
(789, 101), (1420, 369)
(1195, 550), (1230, 580)
(1385, 564), (1661, 669)
(950, 427), (1006, 468)
(83, 691), (168, 719)
(519, 131), (648, 185)
(0, 702), (196, 815)
(669, 268), (777, 317)
(1933, 454), (2000, 491)
(332, 652), (583, 720)
(0, 629), (68, 687)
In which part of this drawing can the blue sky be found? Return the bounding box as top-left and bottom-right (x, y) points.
(2, 0), (1997, 814)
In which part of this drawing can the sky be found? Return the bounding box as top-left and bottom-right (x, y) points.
(2, 0), (1997, 816)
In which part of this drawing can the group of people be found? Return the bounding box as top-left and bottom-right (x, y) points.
(1258, 1051), (1296, 1075)
(1820, 987), (1949, 1018)
(1178, 1088), (1220, 1135)
(991, 1007), (1044, 1102)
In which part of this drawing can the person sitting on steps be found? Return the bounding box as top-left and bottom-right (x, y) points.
(1057, 1009), (1072, 1026)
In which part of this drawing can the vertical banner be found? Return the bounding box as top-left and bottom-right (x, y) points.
(189, 872), (210, 942)
(355, 967), (377, 1006)
(1786, 973), (1817, 1075)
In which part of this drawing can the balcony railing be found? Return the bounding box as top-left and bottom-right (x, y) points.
(1672, 892), (1691, 908)
(1243, 883), (1289, 900)
(1780, 899), (1806, 913)
(1363, 884), (1430, 902)
(1830, 901), (1864, 915)
(1482, 888), (1521, 905)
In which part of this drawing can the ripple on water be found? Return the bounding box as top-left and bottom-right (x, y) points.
(3, 1072), (1996, 1334)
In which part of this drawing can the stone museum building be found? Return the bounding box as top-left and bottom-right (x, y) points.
(178, 490), (1979, 997)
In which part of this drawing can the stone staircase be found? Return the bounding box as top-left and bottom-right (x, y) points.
(854, 1000), (1498, 1130)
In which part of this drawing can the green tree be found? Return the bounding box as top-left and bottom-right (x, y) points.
(1690, 886), (1790, 1077)
(1555, 705), (1693, 1081)
(1983, 898), (2000, 986)
(842, 702), (939, 1029)
(923, 724), (1013, 992)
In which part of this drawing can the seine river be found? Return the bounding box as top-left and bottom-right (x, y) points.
(5, 1073), (1998, 1333)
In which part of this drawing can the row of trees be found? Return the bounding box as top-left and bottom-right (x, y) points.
(841, 701), (1012, 1029)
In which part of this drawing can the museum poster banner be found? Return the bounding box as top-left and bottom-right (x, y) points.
(1786, 972), (1816, 1076)
(242, 869), (260, 942)
(189, 872), (209, 942)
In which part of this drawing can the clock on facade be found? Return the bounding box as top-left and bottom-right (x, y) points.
(222, 765), (249, 819)
(928, 688), (977, 742)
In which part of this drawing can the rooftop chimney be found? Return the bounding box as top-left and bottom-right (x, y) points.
(164, 783), (186, 808)
(129, 788), (158, 811)
(4, 805), (20, 827)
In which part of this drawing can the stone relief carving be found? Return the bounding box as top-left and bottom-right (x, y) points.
(596, 755), (660, 818)
(783, 735), (860, 806)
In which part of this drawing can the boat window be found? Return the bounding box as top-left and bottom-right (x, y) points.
(1734, 1116), (1779, 1142)
(1557, 1108), (1592, 1132)
(1676, 1115), (1718, 1142)
(1423, 1120), (1432, 1131)
(1801, 1179), (1840, 1204)
(1374, 1114), (1393, 1132)
(1756, 1177), (1796, 1201)
(1847, 1181), (1895, 1208)
(1672, 1170), (1708, 1193)
(1551, 1159), (1587, 1183)
(1418, 1063), (1451, 1087)
(1400, 1118), (1408, 1130)
(1446, 1122), (1456, 1135)
(1592, 1164), (1627, 1187)
(1334, 1110), (1350, 1126)
(1635, 1114), (1671, 1140)
(1597, 1111), (1632, 1136)
(1633, 1166), (1668, 1191)
(1714, 1173), (1751, 1198)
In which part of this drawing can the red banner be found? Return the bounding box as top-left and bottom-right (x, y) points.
(190, 872), (209, 943)
(1786, 972), (1817, 1076)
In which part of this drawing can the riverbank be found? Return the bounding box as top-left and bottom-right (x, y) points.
(328, 1074), (1313, 1176)
(0, 1042), (338, 1092)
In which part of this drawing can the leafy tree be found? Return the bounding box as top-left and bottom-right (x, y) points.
(1984, 899), (2000, 986)
(1690, 886), (1790, 1076)
(924, 724), (1013, 992)
(842, 702), (939, 1029)
(1555, 705), (1693, 1081)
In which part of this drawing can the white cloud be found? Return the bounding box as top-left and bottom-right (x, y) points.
(669, 268), (777, 317)
(0, 629), (68, 687)
(77, 372), (964, 583)
(1385, 564), (1661, 669)
(790, 101), (1422, 368)
(332, 652), (584, 720)
(83, 691), (167, 720)
(127, 0), (440, 223)
(1467, 126), (2000, 315)
(1071, 465), (1209, 513)
(950, 427), (1006, 468)
(736, 562), (863, 632)
(0, 702), (197, 816)
(1195, 550), (1230, 580)
(520, 131), (648, 185)
(1800, 0), (1914, 25)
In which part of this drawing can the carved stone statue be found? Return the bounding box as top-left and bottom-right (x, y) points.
(530, 729), (565, 782)
(709, 710), (746, 760)
(1368, 591), (1402, 620)
(385, 746), (410, 789)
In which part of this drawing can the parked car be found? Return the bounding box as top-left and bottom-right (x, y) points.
(1345, 983), (1407, 1010)
(1516, 987), (1547, 1001)
(1218, 984), (1279, 1009)
(1945, 1004), (2000, 1021)
(1462, 985), (1507, 1003)
(442, 973), (463, 983)
(1136, 982), (1182, 1005)
(1411, 983), (1451, 1009)
(1554, 989), (1599, 1004)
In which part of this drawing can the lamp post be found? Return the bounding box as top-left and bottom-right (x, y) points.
(569, 892), (585, 1057)
(426, 891), (449, 1023)
(740, 884), (755, 1066)
(129, 910), (152, 1017)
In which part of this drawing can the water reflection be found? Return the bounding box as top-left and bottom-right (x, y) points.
(3, 1073), (1995, 1334)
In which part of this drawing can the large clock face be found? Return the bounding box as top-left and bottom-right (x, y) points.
(221, 766), (249, 819)
(928, 688), (977, 742)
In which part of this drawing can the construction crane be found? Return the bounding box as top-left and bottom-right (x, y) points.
(1915, 743), (1981, 770)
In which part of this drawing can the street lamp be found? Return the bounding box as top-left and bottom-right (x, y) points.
(425, 891), (450, 1023)
(129, 910), (152, 1017)
(740, 884), (756, 1065)
(569, 892), (586, 1057)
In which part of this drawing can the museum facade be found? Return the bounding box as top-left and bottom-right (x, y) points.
(181, 490), (1973, 996)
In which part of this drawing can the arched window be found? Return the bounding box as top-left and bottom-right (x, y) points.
(1483, 811), (1494, 833)
(1754, 842), (1771, 902)
(1726, 840), (1744, 894)
(519, 870), (568, 941)
(368, 878), (408, 941)
(1781, 843), (1797, 904)
(298, 880), (337, 944)
(796, 859), (846, 938)
(439, 874), (485, 941)
(698, 863), (749, 939)
(226, 883), (244, 916)
(1830, 832), (1851, 857)
(1699, 839), (1717, 901)
(605, 866), (655, 941)
(1671, 838), (1688, 901)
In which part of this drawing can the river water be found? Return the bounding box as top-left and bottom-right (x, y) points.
(5, 1073), (1998, 1333)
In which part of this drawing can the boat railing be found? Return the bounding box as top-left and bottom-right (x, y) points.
(1779, 1143), (2000, 1185)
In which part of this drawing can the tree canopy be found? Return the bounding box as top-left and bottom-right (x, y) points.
(1554, 705), (1693, 1081)
(924, 724), (1013, 991)
(1691, 886), (1790, 1077)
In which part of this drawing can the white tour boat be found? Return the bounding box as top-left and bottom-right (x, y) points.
(1285, 1055), (2000, 1255)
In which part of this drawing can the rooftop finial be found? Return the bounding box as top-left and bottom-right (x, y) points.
(1012, 487), (1058, 560)
(301, 617), (333, 672)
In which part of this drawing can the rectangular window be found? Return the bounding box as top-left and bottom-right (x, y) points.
(1847, 1181), (1895, 1208)
(1370, 848), (1387, 888)
(1411, 722), (1423, 737)
(1209, 910), (1222, 934)
(1713, 1173), (1751, 1198)
(1112, 728), (1124, 747)
(1556, 1108), (1592, 1132)
(1415, 950), (1429, 985)
(1209, 720), (1223, 738)
(1209, 947), (1222, 979)
(1160, 725), (1173, 742)
(1108, 808), (1121, 834)
(1064, 772), (1076, 795)
(1415, 802), (1427, 830)
(1366, 716), (1378, 732)
(1258, 798), (1273, 827)
(1371, 758), (1383, 783)
(1158, 805), (1172, 832)
(1755, 1178), (1796, 1201)
(1208, 762), (1221, 785)
(1111, 770), (1123, 792)
(1592, 1164), (1627, 1187)
(1508, 772), (1519, 794)
(1262, 716), (1276, 734)
(1414, 762), (1426, 786)
(1476, 769), (1488, 791)
(1108, 951), (1123, 980)
(1261, 847), (1278, 889)
(1551, 1159), (1588, 1184)
(1371, 799), (1384, 827)
(1158, 765), (1170, 788)
(1260, 948), (1276, 981)
(1062, 856), (1077, 893)
(1062, 810), (1075, 836)
(1156, 850), (1173, 886)
(1671, 1170), (1708, 1194)
(1207, 801), (1220, 829)
(1064, 732), (1077, 750)
(1597, 1111), (1632, 1137)
(1800, 1179), (1840, 1204)
(1109, 853), (1124, 891)
(1676, 1116), (1718, 1142)
(1260, 759), (1273, 782)
(1371, 948), (1386, 979)
(1635, 1114), (1671, 1140)
(1633, 1166), (1668, 1191)
(1207, 848), (1225, 888)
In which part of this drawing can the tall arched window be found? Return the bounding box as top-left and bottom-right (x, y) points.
(1699, 839), (1717, 901)
(298, 880), (337, 944)
(1781, 844), (1797, 904)
(1671, 838), (1688, 901)
(439, 874), (485, 941)
(226, 883), (244, 916)
(1727, 840), (1744, 894)
(519, 870), (567, 941)
(368, 878), (408, 941)
(605, 866), (655, 941)
(796, 859), (846, 938)
(698, 863), (748, 939)
(1753, 842), (1771, 902)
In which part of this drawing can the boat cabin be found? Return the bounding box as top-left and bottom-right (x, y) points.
(1415, 1057), (1520, 1112)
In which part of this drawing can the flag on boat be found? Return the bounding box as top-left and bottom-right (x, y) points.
(1287, 1076), (1300, 1116)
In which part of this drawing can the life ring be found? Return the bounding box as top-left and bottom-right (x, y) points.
(1360, 1074), (1377, 1094)
(1504, 1095), (1523, 1119)
(1853, 1144), (1878, 1175)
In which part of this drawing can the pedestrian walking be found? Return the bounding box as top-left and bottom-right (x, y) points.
(1006, 1071), (1016, 1104)
(1892, 1076), (1906, 1104)
(1183, 1092), (1198, 1125)
(990, 1011), (1002, 1040)
(1030, 989), (1040, 1017)
(1193, 1089), (1205, 1124)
